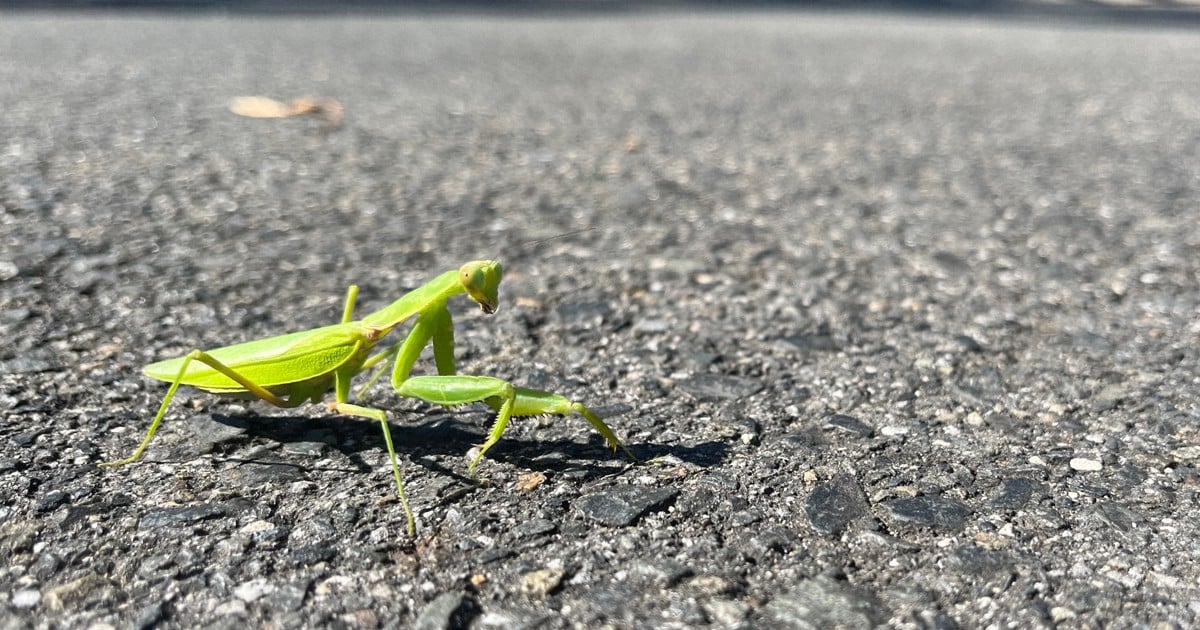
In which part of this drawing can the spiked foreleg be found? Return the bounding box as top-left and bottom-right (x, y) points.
(396, 375), (635, 476)
(356, 304), (455, 399)
(502, 388), (638, 464)
(388, 304), (455, 389)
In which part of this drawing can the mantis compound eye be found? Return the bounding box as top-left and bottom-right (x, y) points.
(460, 260), (502, 314)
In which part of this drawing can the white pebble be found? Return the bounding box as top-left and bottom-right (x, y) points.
(12, 589), (40, 609)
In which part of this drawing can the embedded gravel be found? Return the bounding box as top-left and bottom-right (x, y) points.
(2, 9), (1200, 629)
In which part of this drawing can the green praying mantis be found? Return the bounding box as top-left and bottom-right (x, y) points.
(100, 260), (637, 536)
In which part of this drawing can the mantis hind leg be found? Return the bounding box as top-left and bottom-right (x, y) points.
(99, 349), (303, 469)
(395, 375), (636, 477)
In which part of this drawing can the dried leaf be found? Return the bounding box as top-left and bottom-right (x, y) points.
(229, 96), (344, 131)
(229, 96), (297, 118)
(517, 471), (547, 492)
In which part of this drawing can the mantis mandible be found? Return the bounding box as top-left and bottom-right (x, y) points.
(100, 260), (636, 536)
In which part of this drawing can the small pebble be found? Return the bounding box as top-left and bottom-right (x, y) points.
(233, 578), (275, 603)
(12, 589), (41, 609)
(821, 414), (874, 438)
(1169, 446), (1200, 461)
(520, 568), (565, 596)
(1070, 458), (1103, 472)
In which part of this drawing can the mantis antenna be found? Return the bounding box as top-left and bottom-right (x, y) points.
(493, 227), (599, 263)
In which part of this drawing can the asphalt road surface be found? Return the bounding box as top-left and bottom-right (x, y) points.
(2, 8), (1199, 628)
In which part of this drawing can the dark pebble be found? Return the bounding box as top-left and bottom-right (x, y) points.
(682, 352), (720, 370)
(414, 592), (478, 630)
(282, 441), (326, 457)
(804, 474), (869, 536)
(477, 547), (515, 564)
(632, 318), (669, 334)
(1077, 483), (1110, 498)
(173, 550), (205, 579)
(780, 430), (823, 449)
(31, 553), (60, 580)
(228, 461), (306, 486)
(1027, 506), (1068, 532)
(106, 492), (135, 508)
(56, 506), (95, 530)
(72, 440), (99, 457)
(252, 525), (290, 545)
(728, 416), (762, 444)
(987, 477), (1040, 510)
(678, 374), (764, 401)
(949, 545), (1014, 576)
(1, 307), (32, 323)
(729, 508), (762, 527)
(287, 543), (337, 567)
(133, 602), (164, 630)
(1091, 384), (1127, 412)
(760, 571), (886, 629)
(1112, 465), (1147, 490)
(573, 486), (678, 527)
(138, 503), (226, 530)
(744, 525), (795, 558)
(821, 414), (874, 438)
(34, 490), (70, 513)
(1091, 502), (1146, 535)
(915, 610), (961, 630)
(882, 496), (973, 530)
(9, 429), (47, 448)
(512, 518), (557, 539)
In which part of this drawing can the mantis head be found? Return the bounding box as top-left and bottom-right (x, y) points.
(459, 260), (504, 314)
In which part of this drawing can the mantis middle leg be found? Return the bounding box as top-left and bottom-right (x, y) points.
(327, 368), (415, 536)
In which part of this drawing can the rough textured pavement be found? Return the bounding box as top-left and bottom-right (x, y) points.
(2, 9), (1200, 629)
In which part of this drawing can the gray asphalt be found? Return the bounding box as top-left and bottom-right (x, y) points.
(2, 9), (1199, 629)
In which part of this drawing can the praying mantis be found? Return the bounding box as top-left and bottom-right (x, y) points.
(100, 260), (637, 536)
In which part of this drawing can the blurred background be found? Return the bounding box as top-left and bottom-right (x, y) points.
(3, 0), (1200, 22)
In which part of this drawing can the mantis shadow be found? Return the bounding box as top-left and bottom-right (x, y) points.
(206, 408), (730, 482)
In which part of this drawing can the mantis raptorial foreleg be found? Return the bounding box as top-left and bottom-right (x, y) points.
(356, 305), (455, 399)
(396, 375), (636, 475)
